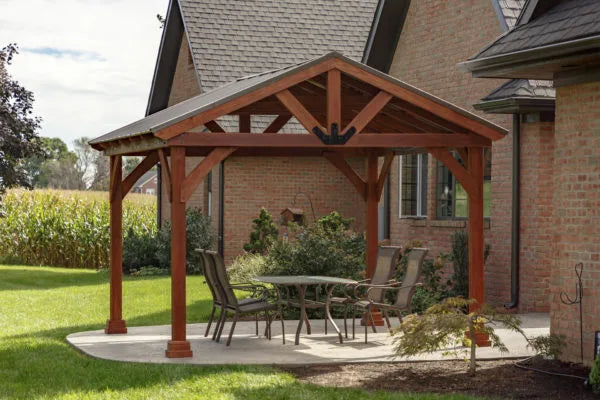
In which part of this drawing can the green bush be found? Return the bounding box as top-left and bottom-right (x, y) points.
(243, 208), (278, 255)
(0, 189), (155, 269)
(590, 353), (600, 393)
(228, 253), (274, 283)
(122, 226), (160, 275)
(449, 231), (490, 298)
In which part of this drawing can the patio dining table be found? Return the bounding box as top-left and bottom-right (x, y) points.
(253, 275), (357, 345)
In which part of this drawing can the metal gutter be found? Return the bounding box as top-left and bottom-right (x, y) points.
(505, 113), (520, 309)
(474, 97), (555, 114)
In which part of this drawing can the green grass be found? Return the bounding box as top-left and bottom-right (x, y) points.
(0, 265), (479, 400)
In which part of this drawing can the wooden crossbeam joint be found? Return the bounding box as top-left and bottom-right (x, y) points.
(180, 147), (237, 203)
(323, 152), (367, 201)
(376, 153), (394, 200)
(121, 152), (159, 198)
(427, 148), (476, 197)
(158, 149), (172, 203)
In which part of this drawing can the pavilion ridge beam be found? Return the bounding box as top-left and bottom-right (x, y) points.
(427, 148), (476, 196)
(327, 69), (341, 134)
(332, 59), (504, 141)
(205, 120), (226, 133)
(106, 155), (126, 334)
(180, 147), (237, 203)
(275, 89), (323, 134)
(376, 153), (394, 200)
(158, 149), (172, 202)
(264, 115), (292, 133)
(323, 152), (367, 200)
(344, 91), (392, 136)
(121, 152), (159, 197)
(154, 59), (336, 140)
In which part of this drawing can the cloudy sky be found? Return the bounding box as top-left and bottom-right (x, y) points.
(1, 0), (169, 148)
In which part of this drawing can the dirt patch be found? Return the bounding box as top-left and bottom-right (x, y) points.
(283, 357), (594, 399)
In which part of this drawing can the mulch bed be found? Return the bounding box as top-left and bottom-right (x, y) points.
(283, 357), (594, 399)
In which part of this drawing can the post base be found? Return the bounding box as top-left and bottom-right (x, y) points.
(464, 330), (492, 347)
(105, 319), (127, 334)
(165, 340), (193, 358)
(360, 311), (385, 327)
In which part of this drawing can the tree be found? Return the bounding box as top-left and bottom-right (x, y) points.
(24, 137), (72, 187)
(243, 208), (279, 255)
(0, 44), (43, 192)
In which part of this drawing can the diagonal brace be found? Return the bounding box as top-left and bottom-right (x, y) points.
(181, 147), (237, 203)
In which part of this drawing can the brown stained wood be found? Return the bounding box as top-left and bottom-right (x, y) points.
(170, 132), (490, 148)
(239, 113), (251, 133)
(332, 59), (505, 141)
(264, 115), (292, 133)
(344, 91), (392, 135)
(158, 149), (172, 202)
(323, 152), (367, 200)
(275, 89), (324, 134)
(327, 69), (341, 133)
(365, 153), (379, 278)
(106, 155), (127, 334)
(457, 147), (469, 164)
(180, 147), (237, 203)
(233, 95), (367, 115)
(428, 148), (476, 196)
(103, 135), (167, 157)
(467, 148), (485, 312)
(376, 153), (394, 199)
(166, 146), (192, 358)
(121, 152), (159, 198)
(155, 59), (335, 140)
(205, 120), (226, 133)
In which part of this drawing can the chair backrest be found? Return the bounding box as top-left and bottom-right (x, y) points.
(368, 246), (402, 303)
(197, 250), (225, 305)
(206, 250), (239, 307)
(394, 248), (428, 310)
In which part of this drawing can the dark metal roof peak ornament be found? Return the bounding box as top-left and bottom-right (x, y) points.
(312, 123), (356, 145)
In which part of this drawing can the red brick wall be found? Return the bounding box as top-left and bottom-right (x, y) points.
(551, 81), (600, 365)
(519, 120), (554, 313)
(387, 0), (515, 307)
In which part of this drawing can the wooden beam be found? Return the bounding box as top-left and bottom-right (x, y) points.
(327, 69), (341, 134)
(467, 148), (485, 312)
(239, 113), (251, 133)
(333, 59), (506, 141)
(456, 147), (468, 164)
(376, 153), (394, 199)
(275, 89), (324, 134)
(366, 153), (379, 278)
(158, 149), (172, 203)
(343, 91), (392, 135)
(102, 135), (166, 157)
(170, 132), (491, 148)
(323, 152), (367, 200)
(180, 147), (237, 203)
(155, 59), (335, 140)
(204, 120), (226, 133)
(263, 115), (292, 133)
(109, 155), (122, 203)
(427, 148), (476, 196)
(121, 152), (159, 197)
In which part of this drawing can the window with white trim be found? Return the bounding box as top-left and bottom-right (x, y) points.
(398, 153), (428, 217)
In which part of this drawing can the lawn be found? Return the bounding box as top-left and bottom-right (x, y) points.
(0, 265), (479, 400)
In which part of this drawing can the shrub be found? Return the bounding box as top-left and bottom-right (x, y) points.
(130, 266), (169, 276)
(0, 189), (155, 269)
(155, 207), (215, 274)
(122, 226), (160, 275)
(243, 208), (278, 255)
(449, 231), (490, 298)
(228, 253), (273, 283)
(590, 353), (600, 393)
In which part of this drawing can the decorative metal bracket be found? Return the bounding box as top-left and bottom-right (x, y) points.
(312, 123), (356, 145)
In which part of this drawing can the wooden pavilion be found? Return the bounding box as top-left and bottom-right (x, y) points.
(90, 52), (507, 358)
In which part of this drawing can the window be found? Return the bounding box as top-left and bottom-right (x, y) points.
(398, 153), (428, 217)
(435, 150), (492, 218)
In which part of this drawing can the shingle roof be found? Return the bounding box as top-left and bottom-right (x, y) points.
(481, 79), (555, 101)
(179, 0), (379, 92)
(472, 0), (600, 60)
(498, 0), (527, 29)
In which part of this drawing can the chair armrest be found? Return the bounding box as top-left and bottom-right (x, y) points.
(365, 282), (422, 298)
(352, 280), (399, 298)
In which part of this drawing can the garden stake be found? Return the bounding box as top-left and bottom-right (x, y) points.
(560, 262), (584, 363)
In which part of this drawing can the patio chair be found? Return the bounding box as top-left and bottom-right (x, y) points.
(204, 250), (285, 346)
(330, 246), (402, 339)
(197, 249), (265, 340)
(355, 247), (428, 343)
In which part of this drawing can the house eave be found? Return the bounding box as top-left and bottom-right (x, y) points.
(474, 97), (555, 114)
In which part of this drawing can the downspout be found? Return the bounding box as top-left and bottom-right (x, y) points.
(505, 113), (520, 308)
(218, 161), (225, 257)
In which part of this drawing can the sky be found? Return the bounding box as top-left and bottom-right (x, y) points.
(1, 0), (169, 148)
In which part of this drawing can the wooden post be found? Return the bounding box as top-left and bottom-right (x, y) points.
(105, 155), (127, 334)
(166, 147), (193, 358)
(467, 147), (490, 346)
(366, 153), (379, 278)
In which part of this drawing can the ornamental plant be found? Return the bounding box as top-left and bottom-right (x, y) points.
(590, 352), (600, 393)
(243, 208), (279, 255)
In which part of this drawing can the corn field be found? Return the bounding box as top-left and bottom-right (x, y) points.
(0, 189), (156, 269)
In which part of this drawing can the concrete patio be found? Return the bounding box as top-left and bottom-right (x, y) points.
(66, 313), (549, 366)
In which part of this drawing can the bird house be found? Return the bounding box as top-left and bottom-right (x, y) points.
(280, 208), (304, 226)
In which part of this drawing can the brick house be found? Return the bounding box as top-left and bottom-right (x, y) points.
(462, 0), (600, 366)
(149, 0), (600, 363)
(131, 171), (158, 195)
